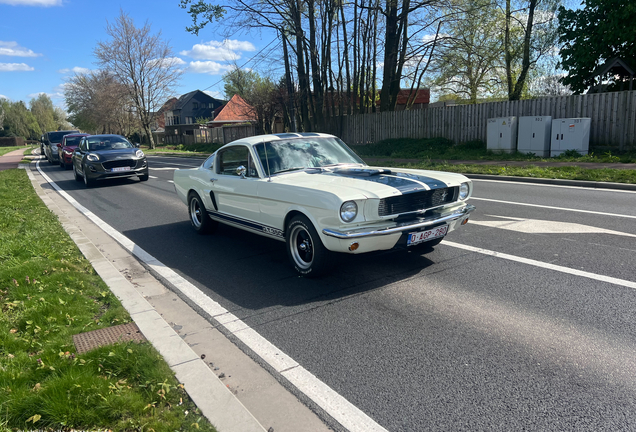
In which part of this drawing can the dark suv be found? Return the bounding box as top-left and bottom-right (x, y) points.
(41, 130), (79, 164)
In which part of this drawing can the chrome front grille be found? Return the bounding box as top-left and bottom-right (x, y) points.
(102, 159), (136, 170)
(378, 187), (458, 217)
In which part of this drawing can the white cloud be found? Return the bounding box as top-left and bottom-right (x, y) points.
(58, 66), (92, 74)
(0, 62), (34, 72)
(188, 61), (233, 75)
(0, 0), (62, 6)
(148, 57), (187, 69)
(0, 41), (41, 57)
(0, 94), (8, 100)
(180, 39), (256, 61)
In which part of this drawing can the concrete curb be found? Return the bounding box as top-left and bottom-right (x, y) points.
(465, 174), (636, 191)
(22, 161), (267, 432)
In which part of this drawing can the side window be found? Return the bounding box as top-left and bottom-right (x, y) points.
(218, 146), (247, 176)
(202, 154), (215, 170)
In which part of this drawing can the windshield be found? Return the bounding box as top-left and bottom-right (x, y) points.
(86, 136), (132, 151)
(254, 137), (365, 176)
(64, 136), (83, 147)
(48, 131), (78, 144)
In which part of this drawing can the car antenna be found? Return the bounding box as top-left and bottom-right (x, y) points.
(264, 139), (272, 182)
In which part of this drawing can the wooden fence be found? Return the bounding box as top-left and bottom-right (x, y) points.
(321, 91), (636, 150)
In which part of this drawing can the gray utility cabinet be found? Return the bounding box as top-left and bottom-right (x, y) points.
(517, 116), (552, 157)
(550, 118), (591, 157)
(487, 117), (518, 153)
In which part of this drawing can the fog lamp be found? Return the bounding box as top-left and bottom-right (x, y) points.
(349, 242), (359, 251)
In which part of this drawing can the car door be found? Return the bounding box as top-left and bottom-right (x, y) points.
(211, 145), (262, 228)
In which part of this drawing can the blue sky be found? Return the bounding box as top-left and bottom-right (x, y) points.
(0, 0), (279, 109)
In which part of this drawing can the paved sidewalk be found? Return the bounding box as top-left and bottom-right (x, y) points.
(0, 148), (28, 171)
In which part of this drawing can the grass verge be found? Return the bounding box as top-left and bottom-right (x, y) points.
(375, 160), (636, 184)
(0, 168), (216, 432)
(142, 143), (221, 157)
(350, 137), (636, 163)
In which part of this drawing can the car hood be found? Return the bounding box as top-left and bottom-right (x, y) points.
(271, 166), (468, 200)
(90, 149), (140, 160)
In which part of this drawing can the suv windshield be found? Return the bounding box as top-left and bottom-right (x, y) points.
(254, 137), (364, 176)
(48, 131), (79, 144)
(64, 136), (83, 147)
(86, 136), (132, 151)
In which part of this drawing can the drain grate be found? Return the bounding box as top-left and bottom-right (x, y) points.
(73, 322), (146, 354)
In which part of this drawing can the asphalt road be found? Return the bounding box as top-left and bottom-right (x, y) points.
(38, 155), (636, 431)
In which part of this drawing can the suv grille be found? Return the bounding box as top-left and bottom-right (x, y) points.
(378, 187), (458, 217)
(103, 159), (135, 170)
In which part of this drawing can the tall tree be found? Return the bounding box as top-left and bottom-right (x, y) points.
(66, 70), (138, 135)
(504, 0), (561, 100)
(94, 10), (182, 148)
(433, 0), (502, 103)
(558, 0), (636, 94)
(1, 101), (41, 139)
(29, 94), (57, 135)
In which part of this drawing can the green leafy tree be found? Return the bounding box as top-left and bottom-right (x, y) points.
(558, 0), (636, 94)
(29, 94), (58, 135)
(433, 0), (503, 103)
(2, 101), (41, 139)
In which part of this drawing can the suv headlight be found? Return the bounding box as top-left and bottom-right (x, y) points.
(86, 153), (99, 162)
(136, 149), (145, 158)
(459, 182), (470, 200)
(340, 201), (358, 222)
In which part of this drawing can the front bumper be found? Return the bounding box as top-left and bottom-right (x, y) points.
(323, 203), (475, 239)
(320, 203), (475, 254)
(84, 159), (148, 181)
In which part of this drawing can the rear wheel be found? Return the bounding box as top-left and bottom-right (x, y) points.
(188, 193), (217, 234)
(286, 215), (331, 278)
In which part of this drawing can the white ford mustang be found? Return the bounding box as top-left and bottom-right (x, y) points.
(173, 133), (475, 277)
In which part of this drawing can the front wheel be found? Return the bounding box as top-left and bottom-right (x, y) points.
(82, 164), (93, 187)
(73, 163), (82, 182)
(138, 172), (149, 181)
(188, 193), (217, 234)
(286, 215), (331, 278)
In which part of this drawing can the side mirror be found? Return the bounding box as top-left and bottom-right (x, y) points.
(236, 165), (247, 178)
(134, 142), (140, 148)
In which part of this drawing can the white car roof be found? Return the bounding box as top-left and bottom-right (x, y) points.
(221, 132), (337, 149)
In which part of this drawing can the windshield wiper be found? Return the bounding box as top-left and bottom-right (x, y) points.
(272, 167), (306, 174)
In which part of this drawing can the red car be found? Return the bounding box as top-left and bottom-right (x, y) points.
(58, 133), (90, 169)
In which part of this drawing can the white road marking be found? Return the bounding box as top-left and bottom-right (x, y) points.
(149, 175), (159, 179)
(167, 180), (174, 183)
(149, 167), (178, 171)
(471, 197), (636, 219)
(471, 215), (636, 238)
(33, 161), (389, 432)
(444, 241), (636, 290)
(473, 178), (636, 194)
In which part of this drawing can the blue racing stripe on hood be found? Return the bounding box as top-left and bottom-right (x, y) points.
(330, 169), (446, 193)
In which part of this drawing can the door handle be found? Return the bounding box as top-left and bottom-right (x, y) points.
(210, 178), (218, 183)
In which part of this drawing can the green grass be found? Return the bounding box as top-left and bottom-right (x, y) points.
(143, 143), (221, 157)
(0, 146), (30, 158)
(350, 137), (636, 163)
(0, 169), (216, 432)
(374, 160), (636, 184)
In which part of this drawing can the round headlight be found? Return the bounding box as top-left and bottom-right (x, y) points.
(459, 182), (470, 200)
(86, 153), (99, 162)
(340, 201), (358, 222)
(136, 149), (145, 158)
